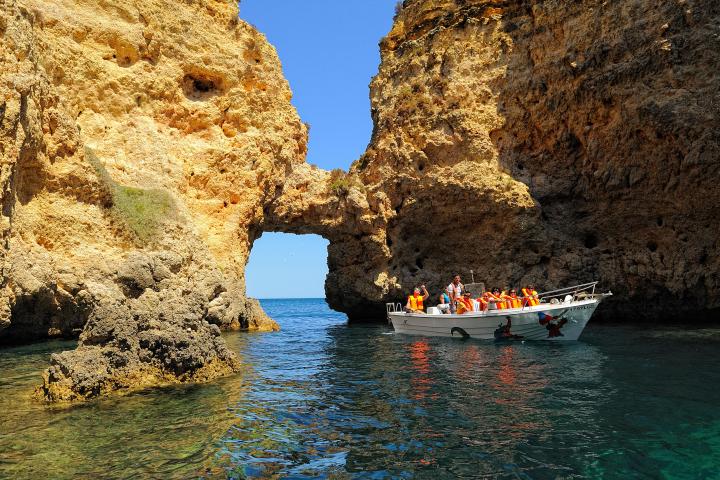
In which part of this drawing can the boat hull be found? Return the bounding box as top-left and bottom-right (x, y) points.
(389, 299), (600, 341)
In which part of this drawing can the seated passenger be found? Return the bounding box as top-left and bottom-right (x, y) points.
(521, 284), (540, 307)
(489, 288), (506, 309)
(456, 291), (475, 314)
(476, 294), (489, 311)
(438, 291), (451, 314)
(406, 285), (429, 313)
(482, 290), (495, 310)
(499, 288), (518, 309)
(500, 290), (512, 309)
(496, 288), (509, 309)
(507, 289), (522, 308)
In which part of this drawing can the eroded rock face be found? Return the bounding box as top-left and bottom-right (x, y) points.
(1, 0), (718, 401)
(488, 0), (720, 320)
(37, 279), (241, 402)
(1, 0), (305, 400)
(268, 0), (719, 321)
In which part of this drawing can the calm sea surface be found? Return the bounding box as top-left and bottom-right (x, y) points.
(0, 298), (719, 479)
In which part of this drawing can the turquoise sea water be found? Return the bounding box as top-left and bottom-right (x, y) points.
(0, 298), (719, 479)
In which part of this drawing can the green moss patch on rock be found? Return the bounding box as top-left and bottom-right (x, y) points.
(85, 147), (176, 244)
(112, 185), (174, 243)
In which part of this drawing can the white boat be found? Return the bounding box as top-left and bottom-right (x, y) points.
(386, 282), (612, 341)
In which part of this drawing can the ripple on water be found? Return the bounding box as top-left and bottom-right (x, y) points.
(1, 299), (720, 479)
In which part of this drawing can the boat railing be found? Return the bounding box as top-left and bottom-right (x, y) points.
(386, 302), (403, 314)
(533, 281), (599, 307)
(481, 282), (601, 311)
(386, 302), (404, 323)
(387, 281), (606, 316)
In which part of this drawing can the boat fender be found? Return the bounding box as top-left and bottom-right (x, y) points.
(450, 327), (470, 339)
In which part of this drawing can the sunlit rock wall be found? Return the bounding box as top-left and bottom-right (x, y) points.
(1, 0), (306, 400)
(1, 0), (718, 401)
(269, 0), (720, 322)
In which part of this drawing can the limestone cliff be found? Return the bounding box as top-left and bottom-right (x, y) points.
(1, 0), (305, 400)
(2, 0), (719, 401)
(269, 0), (719, 322)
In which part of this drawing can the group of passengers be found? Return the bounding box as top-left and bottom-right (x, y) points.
(405, 274), (540, 314)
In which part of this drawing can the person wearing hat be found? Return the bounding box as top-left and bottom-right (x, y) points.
(494, 288), (509, 309)
(405, 284), (429, 313)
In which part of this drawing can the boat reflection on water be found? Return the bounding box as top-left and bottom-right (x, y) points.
(408, 340), (438, 401)
(4, 300), (716, 479)
(407, 339), (553, 442)
(215, 301), (720, 479)
(494, 346), (550, 440)
(315, 326), (605, 477)
(497, 346), (517, 386)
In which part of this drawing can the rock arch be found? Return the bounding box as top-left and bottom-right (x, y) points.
(258, 0), (720, 324)
(3, 0), (720, 402)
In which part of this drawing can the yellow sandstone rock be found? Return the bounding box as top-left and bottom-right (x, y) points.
(1, 0), (719, 401)
(268, 0), (720, 322)
(1, 0), (303, 400)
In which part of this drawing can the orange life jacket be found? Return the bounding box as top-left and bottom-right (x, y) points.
(501, 292), (516, 309)
(521, 288), (539, 306)
(457, 297), (474, 314)
(508, 293), (522, 309)
(487, 292), (505, 309)
(408, 294), (424, 311)
(476, 297), (488, 311)
(484, 292), (494, 307)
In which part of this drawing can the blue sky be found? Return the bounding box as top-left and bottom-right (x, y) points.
(241, 1), (396, 298)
